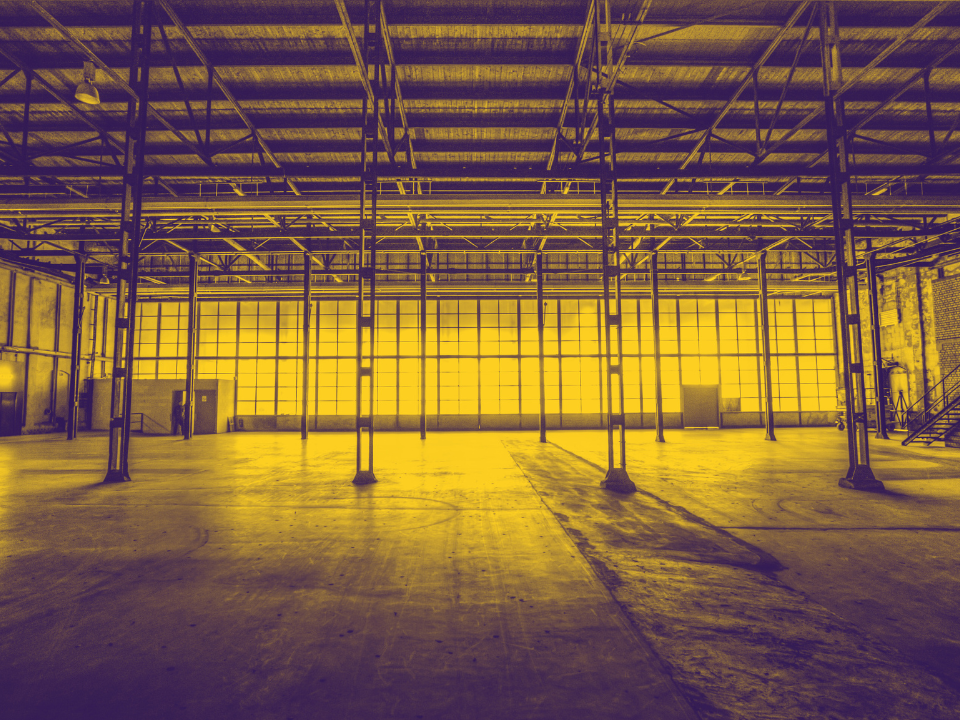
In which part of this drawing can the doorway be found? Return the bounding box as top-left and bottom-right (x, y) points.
(175, 390), (218, 435)
(0, 392), (20, 436)
(194, 390), (217, 434)
(682, 385), (720, 428)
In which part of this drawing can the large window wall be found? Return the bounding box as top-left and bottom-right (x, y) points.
(132, 295), (837, 420)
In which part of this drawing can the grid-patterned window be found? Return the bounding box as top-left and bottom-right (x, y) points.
(131, 294), (837, 422)
(430, 299), (480, 415)
(717, 298), (757, 354)
(678, 298), (718, 356)
(317, 300), (356, 358)
(480, 357), (520, 415)
(556, 299), (602, 414)
(770, 299), (796, 354)
(317, 358), (355, 415)
(720, 356), (761, 412)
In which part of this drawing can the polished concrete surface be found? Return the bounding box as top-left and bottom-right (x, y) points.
(1, 429), (959, 719)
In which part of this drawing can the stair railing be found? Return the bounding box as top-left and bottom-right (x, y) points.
(906, 363), (960, 432)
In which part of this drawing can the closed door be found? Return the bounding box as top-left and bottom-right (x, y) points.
(682, 385), (720, 428)
(194, 390), (217, 434)
(0, 392), (19, 436)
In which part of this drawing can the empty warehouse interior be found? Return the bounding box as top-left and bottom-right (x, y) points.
(2, 0), (960, 717)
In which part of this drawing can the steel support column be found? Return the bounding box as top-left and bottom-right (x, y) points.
(866, 252), (889, 440)
(302, 250), (312, 439)
(650, 252), (665, 443)
(183, 251), (198, 439)
(354, 0), (381, 485)
(66, 249), (86, 439)
(419, 251), (427, 440)
(758, 251), (777, 441)
(820, 3), (883, 491)
(103, 0), (152, 483)
(595, 2), (635, 493)
(536, 251), (547, 443)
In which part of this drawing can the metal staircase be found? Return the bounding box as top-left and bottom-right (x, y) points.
(902, 365), (960, 446)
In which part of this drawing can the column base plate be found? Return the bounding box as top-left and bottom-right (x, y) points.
(839, 464), (885, 492)
(601, 468), (637, 494)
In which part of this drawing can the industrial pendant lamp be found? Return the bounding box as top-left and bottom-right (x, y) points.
(75, 61), (100, 105)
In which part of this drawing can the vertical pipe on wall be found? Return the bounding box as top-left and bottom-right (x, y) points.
(103, 0), (152, 483)
(915, 267), (929, 412)
(51, 286), (62, 422)
(537, 251), (546, 443)
(184, 252), (198, 440)
(758, 251), (776, 441)
(866, 253), (888, 439)
(419, 251), (427, 440)
(650, 252), (665, 442)
(66, 251), (86, 439)
(302, 251), (311, 440)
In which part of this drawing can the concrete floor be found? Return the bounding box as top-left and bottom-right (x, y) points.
(1, 428), (959, 719)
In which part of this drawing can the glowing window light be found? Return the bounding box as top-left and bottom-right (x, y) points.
(131, 293), (840, 423)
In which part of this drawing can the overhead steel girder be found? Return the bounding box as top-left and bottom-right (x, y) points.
(25, 0), (210, 166)
(675, 1), (812, 173)
(0, 226), (909, 242)
(153, 0), (301, 196)
(757, 0), (956, 165)
(3, 163), (960, 183)
(120, 280), (839, 302)
(3, 193), (960, 216)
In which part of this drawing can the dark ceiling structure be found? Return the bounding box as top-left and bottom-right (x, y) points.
(0, 0), (958, 292)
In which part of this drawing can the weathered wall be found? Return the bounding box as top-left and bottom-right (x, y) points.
(932, 273), (960, 377)
(0, 263), (109, 435)
(861, 266), (941, 413)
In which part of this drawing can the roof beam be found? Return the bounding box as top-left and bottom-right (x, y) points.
(573, 0), (655, 164)
(332, 0), (395, 166)
(758, 0), (954, 163)
(25, 0), (212, 166)
(545, 0), (595, 173)
(154, 0), (301, 196)
(769, 36), (960, 193)
(673, 1), (812, 173)
(380, 4), (416, 171)
(222, 237), (272, 273)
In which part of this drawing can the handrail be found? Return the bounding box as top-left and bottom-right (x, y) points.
(129, 412), (144, 433)
(906, 363), (960, 430)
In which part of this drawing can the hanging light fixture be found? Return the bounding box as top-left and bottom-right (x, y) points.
(75, 61), (100, 105)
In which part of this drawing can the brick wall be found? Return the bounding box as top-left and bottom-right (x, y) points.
(933, 274), (960, 377)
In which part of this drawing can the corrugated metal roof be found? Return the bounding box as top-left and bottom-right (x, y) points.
(0, 0), (958, 284)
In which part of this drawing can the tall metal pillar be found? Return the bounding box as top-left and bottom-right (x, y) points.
(103, 0), (152, 483)
(183, 252), (199, 439)
(866, 253), (888, 440)
(419, 251), (427, 440)
(820, 3), (883, 491)
(536, 251), (546, 443)
(302, 251), (312, 440)
(595, 2), (635, 493)
(758, 251), (777, 441)
(650, 252), (665, 442)
(354, 0), (381, 485)
(66, 249), (86, 439)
